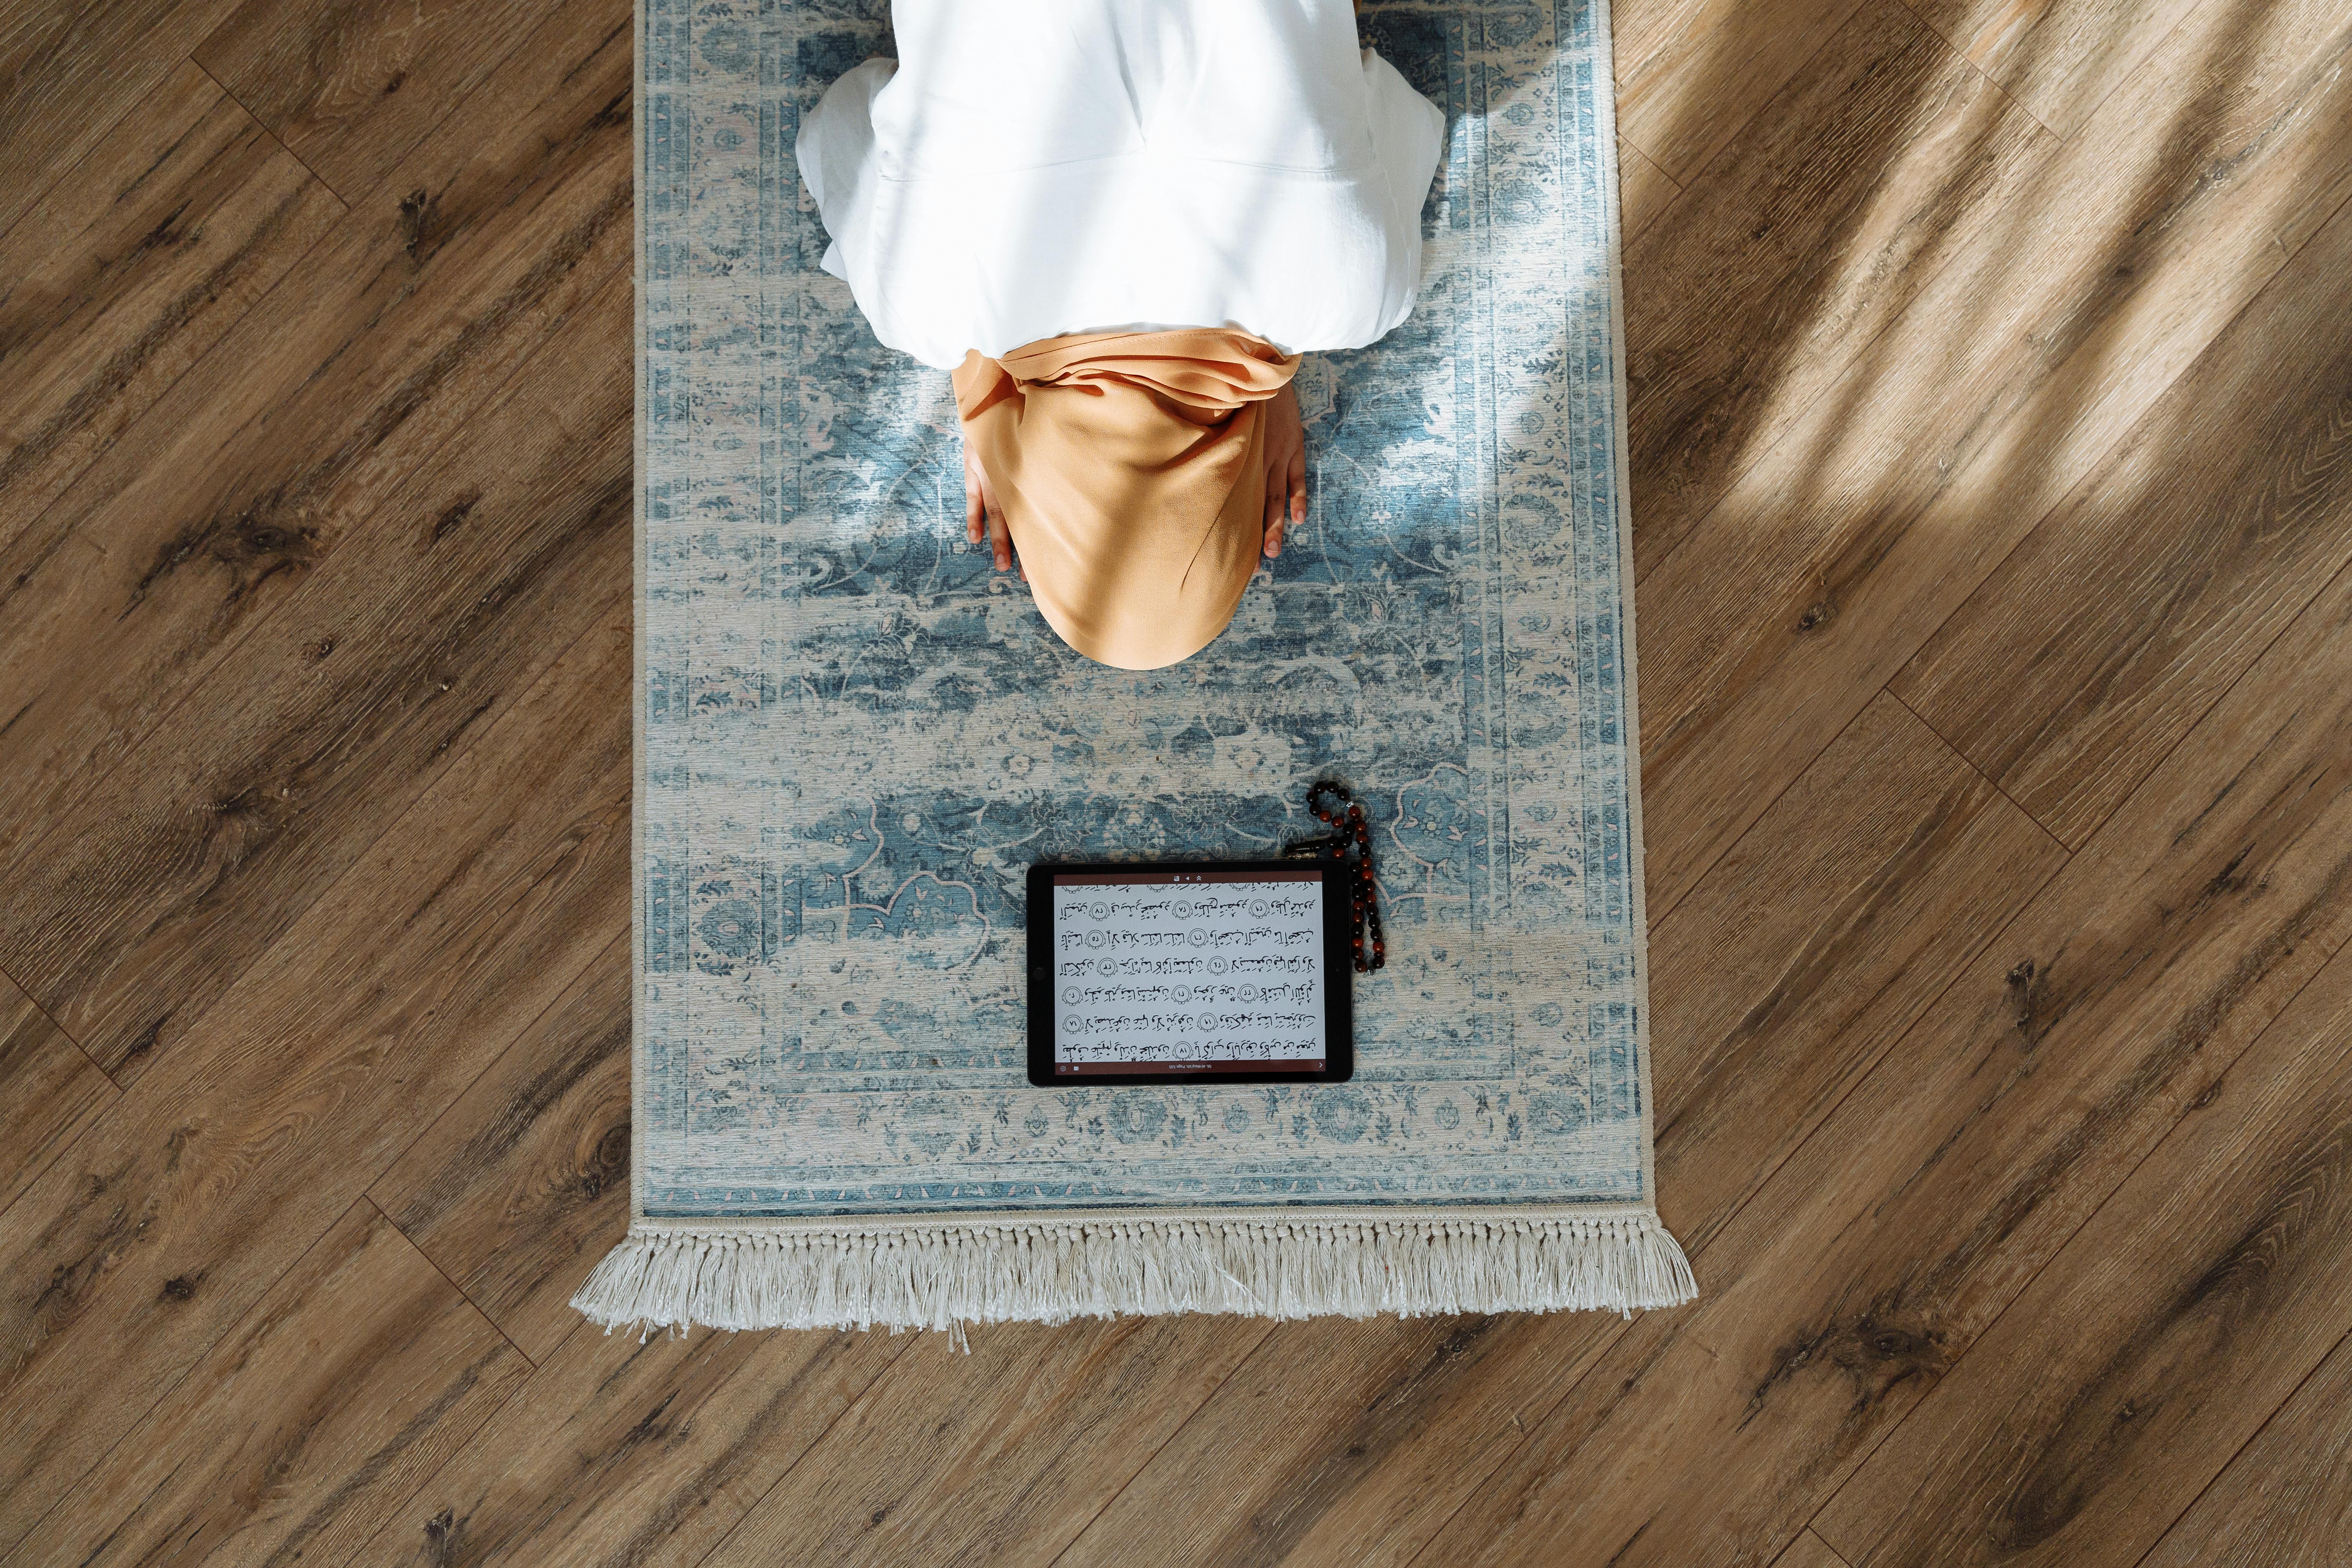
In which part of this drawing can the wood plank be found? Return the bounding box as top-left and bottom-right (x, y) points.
(1813, 939), (2352, 1568)
(0, 60), (340, 548)
(1631, 0), (2352, 913)
(1775, 1529), (1853, 1568)
(706, 1316), (1267, 1568)
(7, 1201), (528, 1568)
(360, 1324), (908, 1567)
(1906, 0), (2198, 134)
(1399, 520), (2352, 1566)
(1618, 139), (1679, 247)
(0, 0), (250, 238)
(2277, 174), (2352, 263)
(0, 970), (114, 1213)
(1892, 194), (2352, 847)
(1621, 0), (2051, 578)
(1060, 1311), (1620, 1568)
(194, 0), (564, 204)
(0, 0), (631, 909)
(1614, 0), (1866, 183)
(1056, 694), (2059, 1568)
(0, 261), (629, 1089)
(2136, 1325), (2352, 1568)
(0, 607), (630, 1552)
(1646, 692), (2063, 1252)
(371, 928), (630, 1362)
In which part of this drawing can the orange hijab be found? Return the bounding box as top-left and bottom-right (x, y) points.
(951, 328), (1302, 670)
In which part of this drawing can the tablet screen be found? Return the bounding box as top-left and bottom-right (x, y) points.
(1044, 866), (1331, 1077)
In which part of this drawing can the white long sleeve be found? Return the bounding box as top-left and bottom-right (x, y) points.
(794, 0), (1448, 370)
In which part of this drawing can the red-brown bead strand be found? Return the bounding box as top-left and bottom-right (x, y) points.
(1292, 780), (1386, 973)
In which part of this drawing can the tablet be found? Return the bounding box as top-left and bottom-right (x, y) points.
(1026, 860), (1355, 1086)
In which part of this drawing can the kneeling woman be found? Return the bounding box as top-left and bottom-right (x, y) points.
(796, 0), (1446, 670)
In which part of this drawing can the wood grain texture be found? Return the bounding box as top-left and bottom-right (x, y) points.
(2136, 1323), (2352, 1568)
(1406, 533), (2352, 1566)
(371, 928), (631, 1363)
(1621, 0), (2050, 578)
(1617, 138), (1679, 245)
(5, 1201), (528, 1568)
(0, 970), (113, 1214)
(360, 1325), (908, 1567)
(194, 0), (565, 203)
(1893, 196), (2352, 847)
(0, 264), (630, 1090)
(709, 1316), (1266, 1568)
(1646, 691), (2064, 1253)
(0, 0), (248, 238)
(1813, 936), (2352, 1568)
(1055, 694), (2059, 1568)
(1630, 0), (2352, 914)
(1613, 0), (1864, 182)
(0, 0), (631, 920)
(1907, 0), (2200, 134)
(1061, 1311), (1620, 1568)
(2276, 160), (2352, 261)
(0, 60), (339, 548)
(1774, 1529), (1854, 1568)
(0, 611), (630, 1553)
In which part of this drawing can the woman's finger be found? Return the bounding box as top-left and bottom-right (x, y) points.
(1288, 448), (1308, 525)
(971, 452), (1013, 570)
(964, 451), (984, 544)
(989, 500), (1013, 573)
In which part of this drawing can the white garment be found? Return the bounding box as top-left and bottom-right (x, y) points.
(795, 0), (1448, 370)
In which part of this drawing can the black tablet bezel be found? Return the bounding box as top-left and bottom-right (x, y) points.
(1026, 859), (1356, 1087)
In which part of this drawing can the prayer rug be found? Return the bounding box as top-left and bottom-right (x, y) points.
(577, 0), (1699, 1334)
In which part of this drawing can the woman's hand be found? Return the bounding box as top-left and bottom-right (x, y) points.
(964, 439), (1023, 581)
(1261, 380), (1307, 559)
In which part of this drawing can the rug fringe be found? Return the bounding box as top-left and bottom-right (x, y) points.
(570, 1214), (1697, 1339)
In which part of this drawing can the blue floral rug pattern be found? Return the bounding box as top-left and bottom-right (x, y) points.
(635, 0), (1659, 1222)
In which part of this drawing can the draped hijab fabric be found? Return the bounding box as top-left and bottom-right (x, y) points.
(952, 328), (1303, 670)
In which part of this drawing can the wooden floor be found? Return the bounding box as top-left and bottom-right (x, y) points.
(3, 0), (2350, 1557)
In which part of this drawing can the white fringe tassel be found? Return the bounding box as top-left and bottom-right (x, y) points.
(571, 1213), (1697, 1340)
